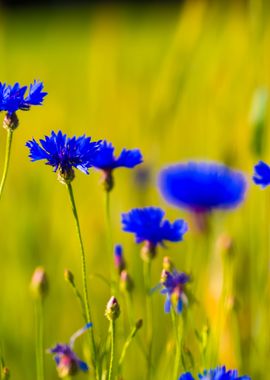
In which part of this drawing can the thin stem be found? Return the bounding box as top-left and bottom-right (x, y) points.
(171, 310), (184, 379)
(118, 320), (142, 370)
(66, 183), (98, 376)
(143, 260), (153, 380)
(108, 320), (115, 380)
(0, 129), (13, 200)
(35, 299), (44, 380)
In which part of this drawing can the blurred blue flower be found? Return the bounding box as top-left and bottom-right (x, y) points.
(0, 80), (47, 115)
(114, 244), (126, 273)
(179, 366), (251, 380)
(26, 131), (100, 183)
(122, 207), (187, 259)
(253, 160), (270, 188)
(161, 269), (190, 313)
(48, 323), (92, 378)
(159, 161), (247, 213)
(93, 140), (143, 170)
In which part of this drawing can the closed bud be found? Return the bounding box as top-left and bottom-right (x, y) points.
(105, 296), (120, 321)
(3, 112), (19, 131)
(2, 367), (10, 380)
(114, 245), (126, 274)
(64, 269), (75, 285)
(162, 256), (174, 272)
(119, 270), (133, 293)
(141, 241), (156, 262)
(30, 266), (48, 299)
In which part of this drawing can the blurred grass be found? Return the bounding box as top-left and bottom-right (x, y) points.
(0, 1), (270, 379)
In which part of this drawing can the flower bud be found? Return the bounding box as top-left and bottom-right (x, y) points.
(30, 266), (48, 299)
(105, 296), (120, 321)
(64, 269), (75, 285)
(3, 112), (19, 131)
(114, 245), (126, 274)
(140, 241), (156, 262)
(2, 367), (10, 380)
(162, 256), (174, 272)
(119, 270), (133, 293)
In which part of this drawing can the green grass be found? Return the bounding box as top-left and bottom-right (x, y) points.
(0, 1), (269, 379)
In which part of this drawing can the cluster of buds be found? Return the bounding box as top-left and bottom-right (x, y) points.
(114, 245), (133, 294)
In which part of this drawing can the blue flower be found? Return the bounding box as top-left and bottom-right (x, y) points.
(159, 161), (247, 213)
(0, 80), (47, 115)
(179, 366), (251, 380)
(93, 140), (143, 170)
(253, 160), (270, 187)
(92, 140), (143, 191)
(48, 323), (92, 378)
(161, 269), (190, 313)
(121, 207), (188, 259)
(26, 131), (101, 183)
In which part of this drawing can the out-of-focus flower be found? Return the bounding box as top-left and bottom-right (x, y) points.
(92, 140), (143, 191)
(159, 161), (247, 213)
(179, 366), (251, 380)
(160, 269), (190, 313)
(121, 207), (188, 260)
(0, 80), (47, 116)
(253, 160), (270, 188)
(114, 244), (126, 274)
(26, 131), (100, 184)
(48, 323), (92, 378)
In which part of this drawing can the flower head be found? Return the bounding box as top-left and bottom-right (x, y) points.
(121, 207), (188, 260)
(159, 161), (247, 213)
(161, 269), (190, 313)
(48, 323), (92, 378)
(92, 140), (143, 191)
(179, 366), (251, 380)
(26, 131), (100, 184)
(0, 80), (47, 116)
(253, 160), (270, 188)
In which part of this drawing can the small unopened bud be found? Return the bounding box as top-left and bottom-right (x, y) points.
(64, 269), (75, 285)
(3, 112), (19, 131)
(135, 319), (143, 330)
(216, 233), (234, 257)
(119, 270), (133, 293)
(30, 266), (48, 299)
(105, 296), (120, 321)
(57, 167), (75, 185)
(140, 241), (156, 262)
(2, 367), (10, 380)
(102, 169), (114, 192)
(162, 256), (174, 272)
(114, 245), (126, 274)
(160, 269), (169, 284)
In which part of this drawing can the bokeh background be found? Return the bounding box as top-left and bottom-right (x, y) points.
(0, 0), (270, 379)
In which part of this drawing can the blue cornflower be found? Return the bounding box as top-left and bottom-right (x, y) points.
(0, 80), (47, 123)
(48, 323), (92, 378)
(159, 161), (247, 213)
(253, 160), (270, 187)
(160, 269), (190, 313)
(121, 207), (188, 260)
(26, 130), (101, 184)
(179, 366), (251, 380)
(92, 140), (143, 191)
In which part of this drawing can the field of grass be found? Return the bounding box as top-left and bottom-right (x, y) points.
(0, 1), (270, 379)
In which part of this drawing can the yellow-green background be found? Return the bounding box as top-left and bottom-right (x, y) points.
(0, 1), (269, 379)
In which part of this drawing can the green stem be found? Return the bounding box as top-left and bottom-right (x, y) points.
(108, 320), (115, 380)
(118, 320), (142, 370)
(35, 299), (44, 380)
(66, 183), (98, 376)
(171, 310), (184, 379)
(0, 129), (13, 200)
(143, 260), (153, 380)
